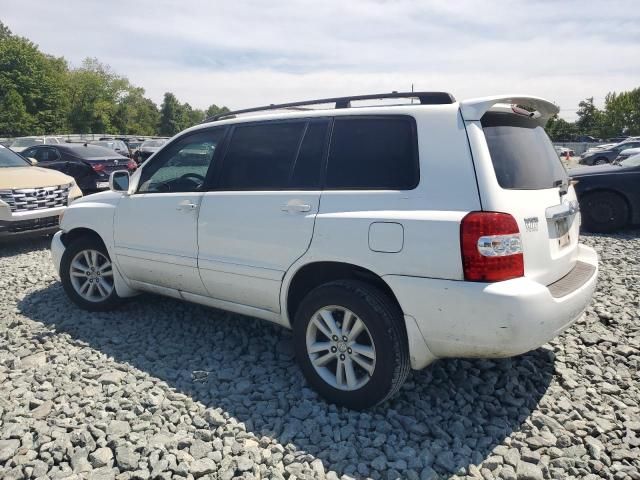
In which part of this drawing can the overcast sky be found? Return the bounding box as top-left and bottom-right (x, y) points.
(2, 0), (638, 120)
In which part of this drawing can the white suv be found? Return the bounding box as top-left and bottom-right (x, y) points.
(51, 92), (598, 409)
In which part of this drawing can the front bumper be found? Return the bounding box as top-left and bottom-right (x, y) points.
(385, 243), (598, 363)
(0, 207), (65, 237)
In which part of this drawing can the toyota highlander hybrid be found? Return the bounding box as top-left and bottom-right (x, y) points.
(51, 92), (598, 409)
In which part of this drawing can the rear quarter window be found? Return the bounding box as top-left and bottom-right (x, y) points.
(325, 116), (419, 190)
(482, 112), (568, 190)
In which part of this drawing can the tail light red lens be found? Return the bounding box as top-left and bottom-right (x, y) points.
(127, 160), (137, 170)
(461, 212), (524, 282)
(91, 163), (105, 172)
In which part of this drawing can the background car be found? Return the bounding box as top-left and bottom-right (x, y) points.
(579, 140), (640, 165)
(571, 154), (640, 232)
(124, 139), (145, 158)
(615, 147), (640, 163)
(575, 135), (601, 143)
(21, 144), (136, 193)
(0, 144), (82, 237)
(554, 146), (575, 157)
(90, 139), (130, 157)
(8, 136), (63, 153)
(134, 138), (167, 164)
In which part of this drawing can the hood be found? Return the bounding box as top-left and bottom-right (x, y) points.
(10, 146), (27, 153)
(141, 147), (160, 152)
(569, 164), (625, 177)
(68, 189), (122, 207)
(0, 166), (74, 189)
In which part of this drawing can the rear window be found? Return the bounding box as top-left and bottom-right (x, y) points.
(70, 145), (121, 158)
(482, 112), (568, 189)
(326, 116), (418, 189)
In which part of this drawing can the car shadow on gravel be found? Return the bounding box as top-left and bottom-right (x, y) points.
(20, 283), (555, 478)
(0, 235), (51, 256)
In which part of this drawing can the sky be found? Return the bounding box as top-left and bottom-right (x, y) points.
(1, 0), (639, 120)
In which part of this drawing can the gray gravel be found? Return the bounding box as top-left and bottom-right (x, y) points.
(0, 232), (638, 480)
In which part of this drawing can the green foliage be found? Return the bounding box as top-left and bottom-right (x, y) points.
(547, 91), (640, 141)
(0, 20), (228, 137)
(159, 94), (209, 136)
(0, 24), (69, 135)
(545, 115), (577, 142)
(205, 104), (230, 119)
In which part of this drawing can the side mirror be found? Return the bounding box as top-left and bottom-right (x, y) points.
(27, 157), (38, 165)
(109, 170), (130, 192)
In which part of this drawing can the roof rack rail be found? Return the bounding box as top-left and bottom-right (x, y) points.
(204, 91), (456, 122)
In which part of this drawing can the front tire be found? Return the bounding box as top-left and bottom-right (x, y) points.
(60, 236), (123, 311)
(580, 191), (629, 233)
(593, 157), (608, 165)
(293, 280), (410, 409)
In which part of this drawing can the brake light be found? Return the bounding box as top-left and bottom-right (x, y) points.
(127, 160), (137, 170)
(91, 163), (105, 172)
(461, 212), (524, 282)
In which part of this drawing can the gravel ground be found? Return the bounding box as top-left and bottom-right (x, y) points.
(0, 232), (638, 480)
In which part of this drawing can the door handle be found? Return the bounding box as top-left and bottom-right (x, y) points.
(281, 203), (311, 213)
(177, 200), (198, 211)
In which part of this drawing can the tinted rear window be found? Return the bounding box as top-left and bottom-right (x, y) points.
(326, 117), (418, 189)
(68, 145), (122, 158)
(482, 112), (568, 189)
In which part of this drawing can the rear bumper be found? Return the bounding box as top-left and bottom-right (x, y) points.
(385, 243), (598, 364)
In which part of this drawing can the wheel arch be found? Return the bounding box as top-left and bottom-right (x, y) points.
(284, 261), (403, 328)
(60, 227), (138, 298)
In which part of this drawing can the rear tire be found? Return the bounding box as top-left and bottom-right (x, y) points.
(60, 236), (123, 311)
(293, 280), (410, 409)
(580, 191), (629, 233)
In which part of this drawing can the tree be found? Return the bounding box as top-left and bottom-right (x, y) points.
(545, 114), (577, 142)
(575, 97), (604, 138)
(112, 87), (160, 135)
(66, 58), (130, 134)
(602, 88), (640, 137)
(0, 21), (12, 40)
(205, 104), (230, 119)
(0, 89), (29, 135)
(0, 28), (69, 135)
(159, 92), (183, 136)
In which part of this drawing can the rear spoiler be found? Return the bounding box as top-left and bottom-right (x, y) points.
(460, 95), (560, 126)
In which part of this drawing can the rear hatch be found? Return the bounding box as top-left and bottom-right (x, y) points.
(474, 107), (579, 285)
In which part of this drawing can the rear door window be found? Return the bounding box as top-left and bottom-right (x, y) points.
(217, 121), (307, 190)
(325, 116), (418, 189)
(482, 112), (568, 189)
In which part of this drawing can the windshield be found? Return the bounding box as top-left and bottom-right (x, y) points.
(142, 140), (166, 148)
(482, 112), (568, 189)
(0, 146), (30, 167)
(620, 155), (640, 168)
(10, 138), (42, 148)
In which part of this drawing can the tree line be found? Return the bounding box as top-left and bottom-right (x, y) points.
(0, 21), (228, 137)
(2, 21), (639, 141)
(545, 90), (640, 142)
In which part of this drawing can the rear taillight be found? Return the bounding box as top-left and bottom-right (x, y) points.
(461, 212), (524, 282)
(127, 160), (137, 170)
(91, 163), (105, 172)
